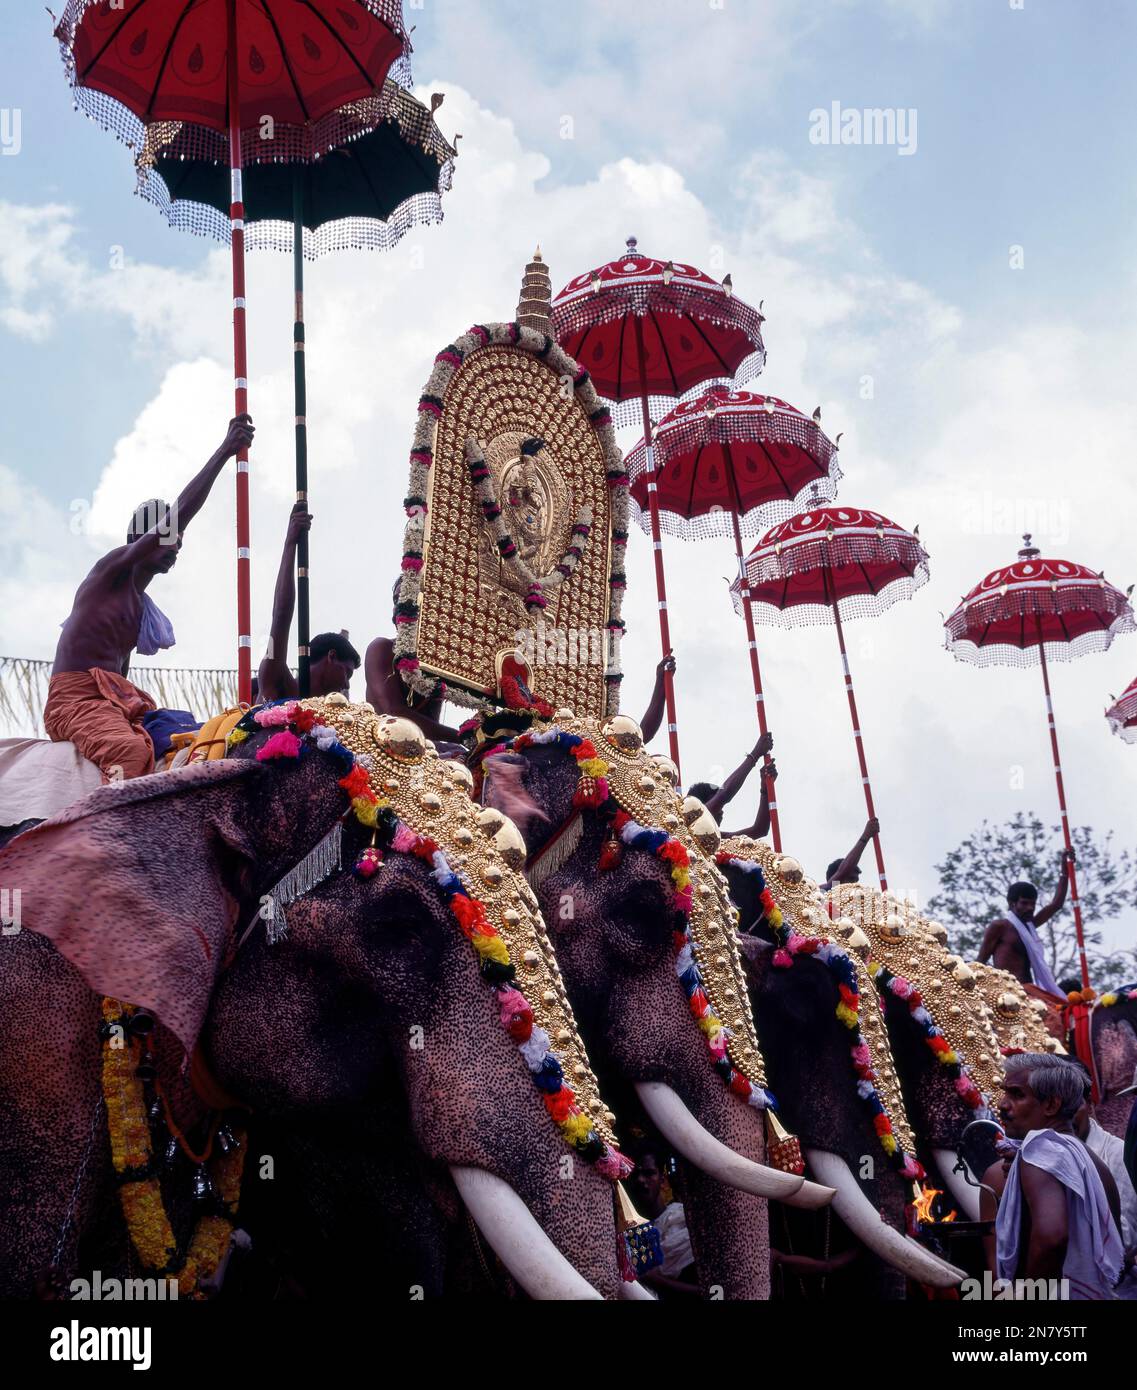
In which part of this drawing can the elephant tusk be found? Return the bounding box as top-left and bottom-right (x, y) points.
(617, 1279), (658, 1300)
(804, 1148), (964, 1288)
(634, 1081), (835, 1208)
(932, 1148), (982, 1222)
(449, 1165), (604, 1300)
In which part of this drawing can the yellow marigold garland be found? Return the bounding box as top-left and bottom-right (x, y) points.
(100, 998), (246, 1298)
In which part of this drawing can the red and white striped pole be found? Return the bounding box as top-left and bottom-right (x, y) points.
(1036, 618), (1090, 990)
(728, 498), (781, 851)
(827, 573), (887, 889)
(227, 0), (252, 705)
(633, 315), (680, 774)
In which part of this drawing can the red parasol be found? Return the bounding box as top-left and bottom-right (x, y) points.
(737, 504), (931, 887)
(945, 535), (1136, 987)
(551, 238), (766, 772)
(1105, 676), (1137, 744)
(55, 0), (409, 702)
(625, 387), (842, 849)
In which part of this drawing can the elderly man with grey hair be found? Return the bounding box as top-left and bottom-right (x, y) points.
(980, 1053), (1124, 1298)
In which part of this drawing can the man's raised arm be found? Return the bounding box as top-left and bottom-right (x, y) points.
(172, 414), (255, 536)
(258, 502), (308, 701)
(640, 653), (675, 744)
(722, 759), (776, 839)
(704, 732), (772, 822)
(1035, 849), (1074, 928)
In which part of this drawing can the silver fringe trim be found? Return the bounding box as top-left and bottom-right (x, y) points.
(263, 821), (343, 944)
(525, 813), (583, 892)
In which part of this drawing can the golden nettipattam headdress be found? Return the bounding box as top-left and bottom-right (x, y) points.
(394, 252), (628, 722)
(970, 960), (1066, 1056)
(720, 837), (918, 1162)
(826, 883), (1005, 1106)
(250, 695), (623, 1156)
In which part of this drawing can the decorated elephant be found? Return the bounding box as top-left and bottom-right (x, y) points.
(0, 698), (637, 1300)
(479, 710), (912, 1299)
(969, 961), (1066, 1057)
(714, 836), (963, 1296)
(1079, 988), (1137, 1138)
(823, 883), (1008, 1223)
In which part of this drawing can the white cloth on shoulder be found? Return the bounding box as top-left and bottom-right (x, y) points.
(1003, 909), (1062, 996)
(996, 1128), (1123, 1299)
(136, 593), (176, 657)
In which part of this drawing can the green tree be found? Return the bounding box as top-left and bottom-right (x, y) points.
(925, 812), (1137, 990)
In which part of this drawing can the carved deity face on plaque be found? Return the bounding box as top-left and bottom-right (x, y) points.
(478, 432), (571, 601)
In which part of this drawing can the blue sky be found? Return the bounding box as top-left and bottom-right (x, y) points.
(3, 2), (1135, 504)
(1, 1), (1134, 955)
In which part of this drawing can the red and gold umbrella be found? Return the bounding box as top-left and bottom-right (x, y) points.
(1105, 676), (1137, 744)
(625, 387), (842, 849)
(551, 238), (766, 772)
(945, 535), (1136, 987)
(55, 0), (409, 701)
(736, 504), (931, 887)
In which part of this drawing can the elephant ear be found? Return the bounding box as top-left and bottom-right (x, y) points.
(0, 760), (262, 1054)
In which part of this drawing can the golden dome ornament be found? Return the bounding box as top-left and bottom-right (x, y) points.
(652, 754), (681, 788)
(773, 855), (803, 884)
(602, 714), (644, 752)
(373, 715), (427, 761)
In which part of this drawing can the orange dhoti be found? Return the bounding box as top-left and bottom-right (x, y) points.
(43, 669), (157, 781)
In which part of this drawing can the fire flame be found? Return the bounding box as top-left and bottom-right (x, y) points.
(914, 1184), (958, 1224)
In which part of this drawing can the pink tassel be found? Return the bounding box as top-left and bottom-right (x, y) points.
(595, 1149), (634, 1181)
(673, 886), (693, 914)
(772, 949), (793, 969)
(851, 1043), (872, 1067)
(391, 824), (419, 854)
(253, 704), (294, 728)
(401, 555), (424, 571)
(256, 730), (302, 760)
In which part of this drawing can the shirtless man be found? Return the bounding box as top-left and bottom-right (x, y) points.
(820, 817), (880, 892)
(687, 731), (776, 838)
(257, 503), (359, 701)
(364, 584), (462, 745)
(46, 415), (255, 780)
(977, 850), (1073, 992)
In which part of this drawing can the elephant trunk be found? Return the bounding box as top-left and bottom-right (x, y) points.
(635, 1082), (835, 1207)
(448, 1166), (603, 1300)
(805, 1148), (967, 1287)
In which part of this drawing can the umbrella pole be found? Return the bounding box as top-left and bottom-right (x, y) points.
(632, 315), (680, 773)
(1035, 622), (1090, 989)
(227, 0), (252, 705)
(727, 490), (781, 850)
(293, 171), (311, 698)
(828, 585), (887, 889)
